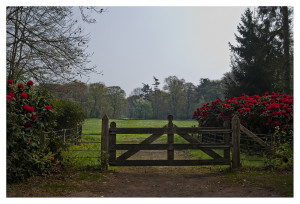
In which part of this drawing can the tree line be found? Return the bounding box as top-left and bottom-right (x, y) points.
(43, 76), (224, 120)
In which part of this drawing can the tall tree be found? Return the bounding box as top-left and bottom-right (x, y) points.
(6, 6), (102, 83)
(151, 76), (161, 119)
(107, 86), (127, 118)
(184, 82), (198, 118)
(88, 83), (109, 118)
(258, 6), (293, 94)
(163, 76), (187, 118)
(140, 83), (152, 101)
(224, 8), (275, 96)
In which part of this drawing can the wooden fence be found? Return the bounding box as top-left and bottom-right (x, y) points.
(101, 115), (242, 169)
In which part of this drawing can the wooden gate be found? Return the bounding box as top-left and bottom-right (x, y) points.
(101, 115), (241, 169)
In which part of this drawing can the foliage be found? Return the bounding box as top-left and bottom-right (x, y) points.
(264, 127), (293, 170)
(193, 92), (293, 133)
(6, 80), (58, 183)
(163, 76), (187, 118)
(223, 7), (293, 97)
(6, 7), (103, 83)
(43, 82), (128, 119)
(51, 99), (85, 130)
(107, 86), (128, 118)
(133, 98), (153, 119)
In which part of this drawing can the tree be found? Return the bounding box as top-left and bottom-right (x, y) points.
(130, 87), (143, 97)
(258, 6), (293, 94)
(197, 78), (224, 103)
(126, 95), (141, 118)
(184, 82), (198, 118)
(163, 76), (187, 118)
(151, 76), (161, 119)
(133, 98), (153, 119)
(107, 86), (127, 118)
(88, 83), (109, 118)
(224, 7), (294, 97)
(6, 6), (103, 83)
(225, 8), (275, 96)
(140, 83), (152, 101)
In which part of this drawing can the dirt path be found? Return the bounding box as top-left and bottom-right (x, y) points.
(66, 150), (281, 197)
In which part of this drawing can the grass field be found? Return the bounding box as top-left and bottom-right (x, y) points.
(62, 118), (264, 168)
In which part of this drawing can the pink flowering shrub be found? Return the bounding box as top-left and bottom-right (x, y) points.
(193, 92), (293, 133)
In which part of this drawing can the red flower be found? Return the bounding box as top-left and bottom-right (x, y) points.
(18, 84), (24, 89)
(8, 92), (15, 98)
(23, 105), (34, 113)
(8, 80), (13, 84)
(29, 140), (33, 144)
(31, 115), (37, 120)
(6, 95), (13, 101)
(27, 80), (34, 86)
(45, 105), (52, 110)
(20, 92), (28, 99)
(24, 122), (32, 128)
(49, 158), (55, 161)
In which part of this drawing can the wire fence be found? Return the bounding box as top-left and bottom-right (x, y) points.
(191, 128), (293, 166)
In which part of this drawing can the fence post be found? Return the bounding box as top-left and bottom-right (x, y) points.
(167, 115), (174, 161)
(101, 114), (109, 170)
(231, 115), (241, 169)
(223, 120), (230, 163)
(109, 122), (117, 165)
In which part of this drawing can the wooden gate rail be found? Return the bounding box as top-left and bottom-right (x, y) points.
(101, 114), (241, 169)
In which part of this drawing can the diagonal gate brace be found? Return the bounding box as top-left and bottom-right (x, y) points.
(174, 125), (223, 160)
(117, 133), (164, 161)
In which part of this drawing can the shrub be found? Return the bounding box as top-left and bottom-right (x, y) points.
(50, 99), (85, 130)
(6, 80), (60, 183)
(193, 92), (293, 134)
(264, 127), (293, 170)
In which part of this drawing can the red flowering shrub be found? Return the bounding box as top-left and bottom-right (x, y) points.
(6, 79), (58, 183)
(193, 92), (293, 133)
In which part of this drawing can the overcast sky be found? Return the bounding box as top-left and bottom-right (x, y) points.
(76, 6), (248, 96)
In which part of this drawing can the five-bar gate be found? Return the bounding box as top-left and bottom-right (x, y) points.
(101, 115), (241, 169)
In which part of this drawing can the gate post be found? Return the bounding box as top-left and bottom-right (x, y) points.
(231, 115), (241, 169)
(101, 114), (109, 170)
(167, 115), (174, 161)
